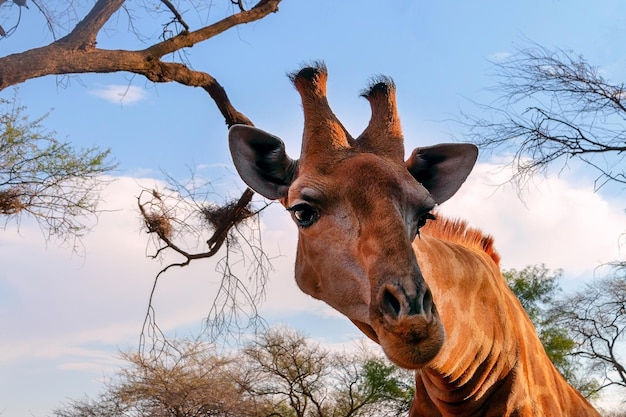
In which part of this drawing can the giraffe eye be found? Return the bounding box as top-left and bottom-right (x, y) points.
(288, 203), (318, 227)
(416, 212), (436, 237)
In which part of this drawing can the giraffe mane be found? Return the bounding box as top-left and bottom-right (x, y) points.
(422, 214), (501, 266)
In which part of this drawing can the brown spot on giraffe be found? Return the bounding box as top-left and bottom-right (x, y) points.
(228, 63), (600, 416)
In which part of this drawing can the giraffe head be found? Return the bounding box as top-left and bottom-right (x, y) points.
(228, 64), (477, 368)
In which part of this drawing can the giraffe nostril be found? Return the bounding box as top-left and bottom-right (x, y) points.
(379, 283), (436, 321)
(382, 288), (402, 318)
(422, 289), (434, 318)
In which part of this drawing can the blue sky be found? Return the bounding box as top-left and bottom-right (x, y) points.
(1, 1), (626, 415)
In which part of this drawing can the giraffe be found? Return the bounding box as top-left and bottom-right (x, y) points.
(228, 63), (600, 416)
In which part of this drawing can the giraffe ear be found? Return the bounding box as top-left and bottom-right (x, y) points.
(405, 143), (478, 204)
(228, 125), (298, 200)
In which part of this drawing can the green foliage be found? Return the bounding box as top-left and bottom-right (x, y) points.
(538, 326), (575, 371)
(0, 90), (116, 246)
(504, 264), (599, 398)
(359, 357), (414, 415)
(328, 349), (414, 417)
(503, 264), (561, 322)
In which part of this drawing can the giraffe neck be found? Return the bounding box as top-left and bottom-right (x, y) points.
(413, 296), (520, 415)
(413, 364), (518, 416)
(410, 235), (518, 414)
(412, 325), (600, 417)
(411, 234), (601, 416)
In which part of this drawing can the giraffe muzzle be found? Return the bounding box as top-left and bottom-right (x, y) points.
(374, 281), (444, 368)
(380, 282), (436, 322)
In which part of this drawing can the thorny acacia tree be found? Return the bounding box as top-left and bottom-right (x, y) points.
(0, 0), (282, 341)
(53, 338), (268, 417)
(0, 92), (115, 249)
(53, 329), (415, 417)
(236, 327), (414, 417)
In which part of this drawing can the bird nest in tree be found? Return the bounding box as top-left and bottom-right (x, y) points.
(201, 199), (254, 231)
(0, 188), (25, 215)
(144, 212), (173, 240)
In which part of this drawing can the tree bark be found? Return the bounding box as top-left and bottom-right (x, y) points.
(0, 0), (281, 98)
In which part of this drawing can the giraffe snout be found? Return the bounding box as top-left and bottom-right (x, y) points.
(380, 283), (435, 322)
(374, 280), (444, 368)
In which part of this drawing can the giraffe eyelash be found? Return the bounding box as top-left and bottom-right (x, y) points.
(416, 212), (436, 237)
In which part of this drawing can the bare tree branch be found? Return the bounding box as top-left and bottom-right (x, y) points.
(56, 0), (123, 48)
(137, 173), (273, 351)
(159, 0), (190, 33)
(550, 272), (626, 394)
(0, 0), (281, 92)
(460, 43), (626, 192)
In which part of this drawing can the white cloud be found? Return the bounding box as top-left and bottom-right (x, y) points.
(437, 162), (625, 279)
(88, 84), (148, 104)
